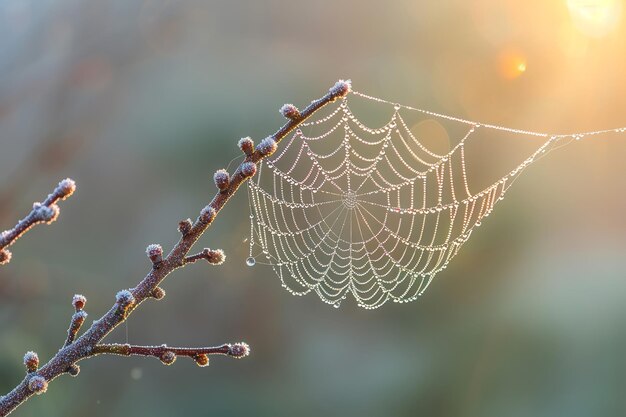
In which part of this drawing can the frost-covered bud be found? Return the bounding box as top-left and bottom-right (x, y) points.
(213, 169), (230, 192)
(73, 310), (88, 326)
(46, 204), (60, 223)
(194, 354), (209, 367)
(146, 244), (163, 264)
(57, 178), (76, 199)
(67, 364), (80, 377)
(279, 103), (300, 120)
(28, 375), (47, 394)
(150, 286), (166, 300)
(257, 137), (277, 157)
(203, 248), (225, 265)
(159, 351), (177, 365)
(116, 290), (135, 310)
(34, 203), (59, 224)
(72, 294), (87, 311)
(178, 218), (193, 235)
(199, 205), (216, 224)
(240, 162), (257, 178)
(329, 79), (351, 97)
(23, 351), (39, 372)
(238, 137), (254, 156)
(229, 342), (250, 359)
(0, 249), (12, 265)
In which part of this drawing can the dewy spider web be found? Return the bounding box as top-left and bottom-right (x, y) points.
(246, 86), (626, 309)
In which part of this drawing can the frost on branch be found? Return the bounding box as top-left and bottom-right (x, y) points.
(115, 290), (135, 314)
(94, 342), (249, 367)
(146, 243), (164, 265)
(23, 352), (39, 373)
(56, 178), (76, 199)
(214, 169), (230, 191)
(240, 162), (257, 178)
(159, 351), (177, 366)
(0, 178), (77, 266)
(27, 376), (47, 395)
(65, 294), (89, 347)
(178, 218), (193, 235)
(238, 137), (254, 156)
(64, 310), (87, 347)
(229, 342), (251, 359)
(72, 294), (87, 311)
(0, 80), (347, 416)
(279, 103), (300, 120)
(184, 248), (225, 266)
(33, 203), (60, 224)
(256, 137), (277, 157)
(329, 79), (351, 97)
(199, 205), (216, 224)
(204, 248), (225, 265)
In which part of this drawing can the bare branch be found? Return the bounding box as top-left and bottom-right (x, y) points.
(63, 297), (88, 348)
(184, 248), (225, 265)
(0, 79), (350, 417)
(93, 342), (250, 367)
(0, 178), (76, 265)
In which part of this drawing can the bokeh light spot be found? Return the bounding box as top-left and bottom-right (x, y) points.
(497, 49), (527, 80)
(410, 119), (451, 155)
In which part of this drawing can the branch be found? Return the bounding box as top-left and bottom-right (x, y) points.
(0, 79), (351, 416)
(93, 342), (250, 366)
(63, 295), (88, 348)
(184, 248), (225, 265)
(0, 178), (76, 265)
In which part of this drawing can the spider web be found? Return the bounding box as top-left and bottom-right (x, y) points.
(246, 89), (626, 309)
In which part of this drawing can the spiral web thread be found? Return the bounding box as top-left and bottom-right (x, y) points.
(246, 89), (626, 309)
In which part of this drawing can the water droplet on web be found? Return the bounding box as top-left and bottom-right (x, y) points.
(333, 301), (341, 309)
(246, 257), (256, 267)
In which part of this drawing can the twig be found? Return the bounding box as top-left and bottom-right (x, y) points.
(0, 178), (76, 265)
(0, 79), (351, 416)
(93, 342), (250, 367)
(184, 248), (225, 265)
(63, 295), (88, 348)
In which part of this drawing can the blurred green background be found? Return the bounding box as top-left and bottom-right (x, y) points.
(1, 1), (626, 416)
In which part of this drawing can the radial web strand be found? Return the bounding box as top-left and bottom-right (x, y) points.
(246, 89), (626, 309)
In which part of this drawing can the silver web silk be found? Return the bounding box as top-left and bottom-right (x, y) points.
(246, 89), (626, 309)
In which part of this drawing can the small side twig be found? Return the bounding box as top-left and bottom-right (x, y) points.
(63, 295), (88, 348)
(93, 342), (250, 367)
(184, 248), (225, 265)
(0, 178), (76, 265)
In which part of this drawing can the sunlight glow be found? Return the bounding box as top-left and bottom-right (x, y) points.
(497, 49), (527, 79)
(567, 0), (623, 38)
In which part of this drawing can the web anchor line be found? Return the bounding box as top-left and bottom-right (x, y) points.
(246, 87), (626, 309)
